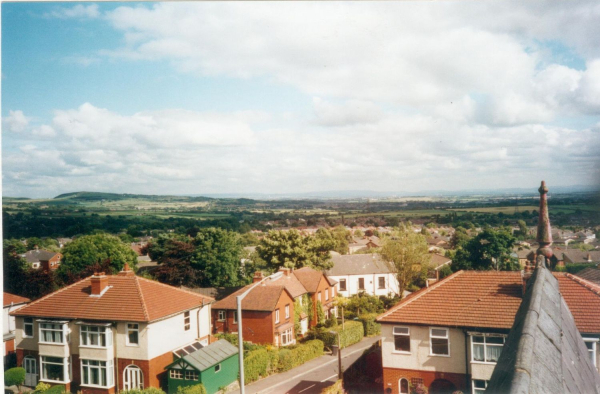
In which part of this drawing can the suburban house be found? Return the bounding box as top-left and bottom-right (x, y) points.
(11, 265), (214, 393)
(348, 236), (382, 253)
(562, 250), (600, 265)
(20, 249), (63, 271)
(165, 339), (238, 394)
(327, 254), (399, 297)
(575, 266), (600, 285)
(4, 292), (30, 369)
(427, 253), (452, 283)
(377, 182), (600, 394)
(212, 267), (337, 344)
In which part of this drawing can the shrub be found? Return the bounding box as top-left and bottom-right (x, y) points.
(243, 348), (271, 385)
(121, 388), (166, 394)
(177, 384), (207, 394)
(313, 321), (364, 349)
(564, 263), (596, 274)
(44, 385), (67, 394)
(4, 367), (25, 390)
(358, 313), (381, 336)
(277, 340), (324, 372)
(34, 382), (52, 393)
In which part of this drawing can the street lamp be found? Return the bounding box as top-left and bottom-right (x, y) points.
(237, 271), (283, 394)
(329, 330), (343, 381)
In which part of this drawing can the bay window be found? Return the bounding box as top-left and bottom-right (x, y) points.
(471, 334), (505, 363)
(430, 327), (449, 356)
(41, 356), (68, 382)
(81, 325), (112, 347)
(81, 359), (114, 387)
(40, 322), (66, 344)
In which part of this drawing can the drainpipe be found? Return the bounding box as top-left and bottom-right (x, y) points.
(197, 299), (205, 340)
(114, 323), (120, 393)
(463, 329), (470, 392)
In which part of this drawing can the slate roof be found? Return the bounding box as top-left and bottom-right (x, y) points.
(429, 253), (451, 269)
(11, 270), (213, 322)
(168, 339), (238, 372)
(3, 292), (30, 307)
(487, 264), (600, 393)
(563, 250), (600, 264)
(21, 249), (60, 263)
(575, 267), (600, 286)
(377, 270), (600, 333)
(212, 284), (291, 312)
(327, 254), (394, 276)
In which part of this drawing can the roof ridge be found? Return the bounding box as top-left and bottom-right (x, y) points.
(15, 275), (94, 313)
(377, 270), (465, 321)
(565, 273), (600, 297)
(133, 276), (150, 321)
(136, 276), (214, 302)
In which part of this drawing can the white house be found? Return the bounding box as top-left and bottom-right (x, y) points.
(4, 292), (30, 369)
(326, 254), (399, 297)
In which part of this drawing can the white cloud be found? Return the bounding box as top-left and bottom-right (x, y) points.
(45, 4), (99, 19)
(3, 110), (30, 133)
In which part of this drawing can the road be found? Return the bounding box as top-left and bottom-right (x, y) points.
(232, 336), (382, 394)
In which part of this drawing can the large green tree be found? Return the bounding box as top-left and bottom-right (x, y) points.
(59, 233), (138, 276)
(380, 224), (431, 297)
(452, 228), (519, 271)
(256, 229), (334, 271)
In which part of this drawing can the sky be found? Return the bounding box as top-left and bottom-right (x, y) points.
(2, 1), (600, 198)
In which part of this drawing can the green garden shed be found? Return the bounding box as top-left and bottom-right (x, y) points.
(166, 339), (239, 394)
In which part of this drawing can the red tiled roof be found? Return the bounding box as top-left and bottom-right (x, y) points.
(212, 283), (291, 312)
(293, 267), (326, 293)
(267, 272), (308, 298)
(11, 273), (213, 322)
(378, 270), (600, 333)
(554, 273), (600, 333)
(3, 292), (30, 307)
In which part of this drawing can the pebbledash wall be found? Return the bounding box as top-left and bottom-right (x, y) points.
(381, 324), (505, 394)
(15, 305), (211, 393)
(330, 272), (398, 298)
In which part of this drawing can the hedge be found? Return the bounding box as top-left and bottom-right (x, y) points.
(121, 388), (166, 394)
(315, 321), (364, 349)
(4, 367), (25, 387)
(358, 314), (381, 336)
(44, 385), (67, 394)
(278, 340), (324, 372)
(177, 384), (207, 394)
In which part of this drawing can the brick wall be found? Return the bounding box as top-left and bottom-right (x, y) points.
(310, 276), (332, 327)
(382, 367), (468, 394)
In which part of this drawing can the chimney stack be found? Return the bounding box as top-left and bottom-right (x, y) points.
(90, 272), (109, 296)
(253, 271), (264, 283)
(279, 267), (291, 277)
(118, 262), (135, 276)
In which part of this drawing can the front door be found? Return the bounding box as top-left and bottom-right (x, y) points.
(24, 357), (38, 387)
(123, 365), (143, 391)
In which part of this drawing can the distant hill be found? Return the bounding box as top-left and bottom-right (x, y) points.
(53, 191), (213, 202)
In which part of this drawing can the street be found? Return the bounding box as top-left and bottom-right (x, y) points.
(232, 336), (382, 394)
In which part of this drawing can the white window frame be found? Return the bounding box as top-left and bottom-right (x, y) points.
(281, 328), (294, 346)
(39, 322), (67, 344)
(339, 279), (347, 291)
(285, 305), (290, 319)
(185, 370), (198, 381)
(429, 327), (450, 357)
(325, 288), (329, 301)
(24, 318), (34, 338)
(358, 278), (365, 290)
(218, 310), (226, 321)
(275, 310), (280, 324)
(80, 358), (114, 388)
(233, 311), (238, 324)
(472, 379), (488, 394)
(40, 356), (69, 383)
(126, 323), (139, 346)
(392, 326), (411, 354)
(170, 369), (183, 380)
(399, 378), (409, 394)
(470, 333), (506, 364)
(584, 337), (598, 367)
(184, 311), (190, 331)
(80, 325), (112, 348)
(378, 277), (386, 289)
(318, 292), (322, 303)
(331, 287), (334, 298)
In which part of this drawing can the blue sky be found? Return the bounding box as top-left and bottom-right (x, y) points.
(2, 1), (600, 198)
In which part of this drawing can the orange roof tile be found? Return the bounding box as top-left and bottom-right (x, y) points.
(212, 283), (292, 312)
(3, 292), (30, 307)
(11, 274), (213, 322)
(378, 270), (600, 333)
(293, 267), (325, 293)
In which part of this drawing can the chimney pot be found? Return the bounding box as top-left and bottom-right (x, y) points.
(253, 271), (264, 283)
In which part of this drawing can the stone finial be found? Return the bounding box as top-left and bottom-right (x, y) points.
(536, 180), (553, 261)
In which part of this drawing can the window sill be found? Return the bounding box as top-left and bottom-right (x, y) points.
(392, 351), (411, 355)
(80, 384), (115, 389)
(429, 353), (451, 357)
(125, 343), (140, 347)
(40, 379), (70, 384)
(39, 342), (67, 346)
(79, 345), (111, 349)
(470, 360), (498, 365)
